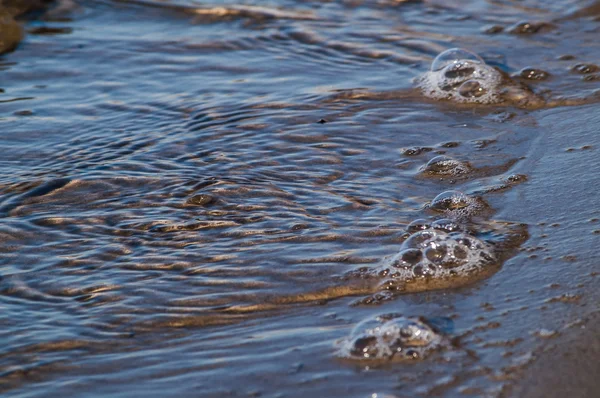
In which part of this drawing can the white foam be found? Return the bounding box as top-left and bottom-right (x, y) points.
(337, 314), (444, 360)
(420, 155), (472, 176)
(417, 48), (505, 104)
(386, 229), (496, 280)
(429, 190), (486, 220)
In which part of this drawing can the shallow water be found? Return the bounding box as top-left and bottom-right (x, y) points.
(1, 0), (599, 396)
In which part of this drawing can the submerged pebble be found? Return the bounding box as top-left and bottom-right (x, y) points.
(0, 12), (23, 54)
(0, 0), (58, 55)
(571, 63), (599, 74)
(583, 74), (600, 82)
(483, 25), (504, 34)
(337, 314), (447, 361)
(401, 146), (433, 156)
(517, 67), (550, 81)
(507, 21), (553, 34)
(558, 54), (576, 61)
(186, 194), (216, 206)
(504, 174), (528, 184)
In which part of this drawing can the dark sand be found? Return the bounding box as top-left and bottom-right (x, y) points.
(501, 104), (600, 397)
(511, 310), (600, 398)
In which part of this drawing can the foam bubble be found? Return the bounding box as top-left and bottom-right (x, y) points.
(407, 218), (461, 234)
(429, 190), (488, 220)
(346, 221), (528, 304)
(417, 48), (547, 107)
(420, 155), (472, 177)
(417, 48), (505, 104)
(337, 314), (446, 360)
(430, 218), (462, 233)
(430, 190), (471, 211)
(430, 48), (484, 72)
(385, 229), (495, 281)
(407, 219), (431, 233)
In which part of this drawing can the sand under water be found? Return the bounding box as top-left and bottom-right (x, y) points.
(0, 0), (599, 397)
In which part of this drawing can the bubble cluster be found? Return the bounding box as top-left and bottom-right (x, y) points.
(431, 218), (463, 233)
(417, 48), (505, 104)
(420, 155), (472, 177)
(417, 48), (544, 107)
(337, 314), (446, 360)
(407, 218), (462, 234)
(385, 228), (495, 280)
(429, 190), (487, 220)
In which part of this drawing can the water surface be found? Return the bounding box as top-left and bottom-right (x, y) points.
(1, 0), (599, 396)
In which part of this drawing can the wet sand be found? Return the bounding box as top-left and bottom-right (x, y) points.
(511, 310), (600, 398)
(497, 103), (600, 397)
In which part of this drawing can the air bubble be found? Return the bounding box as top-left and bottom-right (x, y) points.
(430, 190), (470, 212)
(401, 146), (432, 156)
(421, 156), (472, 177)
(353, 222), (528, 301)
(505, 174), (528, 184)
(431, 218), (461, 232)
(337, 314), (446, 361)
(391, 249), (423, 269)
(385, 228), (496, 282)
(458, 80), (487, 98)
(407, 219), (431, 233)
(349, 336), (379, 358)
(418, 48), (502, 104)
(417, 48), (543, 106)
(404, 230), (439, 249)
(429, 190), (487, 220)
(443, 64), (477, 80)
(453, 245), (468, 260)
(431, 48), (484, 72)
(425, 245), (447, 264)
